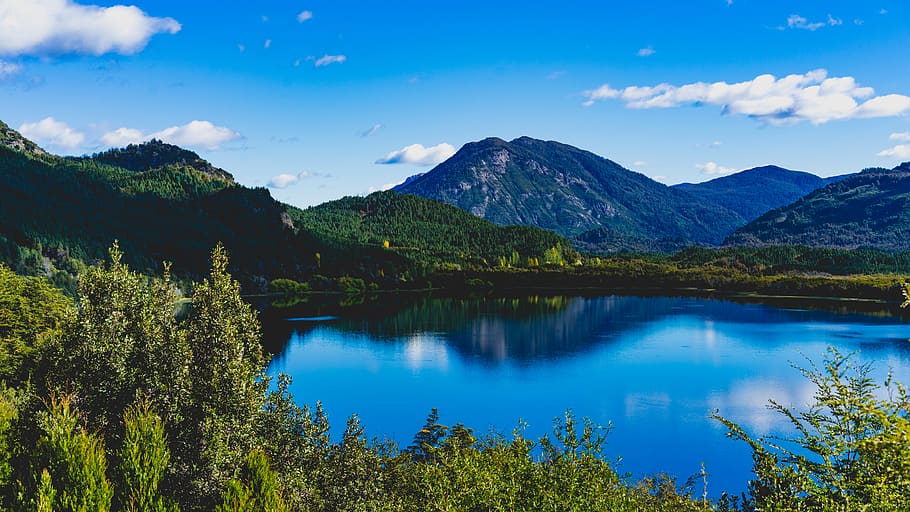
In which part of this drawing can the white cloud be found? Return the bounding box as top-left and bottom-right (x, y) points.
(237, 44), (246, 53)
(297, 10), (313, 22)
(361, 123), (382, 137)
(375, 143), (456, 166)
(633, 160), (648, 168)
(268, 173), (300, 189)
(786, 13), (841, 31)
(0, 0), (180, 57)
(891, 132), (910, 142)
(99, 127), (144, 147)
(150, 121), (240, 150)
(0, 60), (21, 79)
(264, 39), (271, 49)
(582, 69), (910, 125)
(878, 145), (910, 159)
(312, 54), (346, 67)
(267, 170), (330, 189)
(19, 117), (85, 149)
(100, 120), (241, 150)
(697, 161), (738, 175)
(637, 46), (655, 57)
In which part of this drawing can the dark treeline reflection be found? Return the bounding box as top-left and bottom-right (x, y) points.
(261, 293), (910, 365)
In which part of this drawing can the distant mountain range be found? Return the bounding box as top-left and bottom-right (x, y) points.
(726, 163), (910, 250)
(395, 137), (846, 251)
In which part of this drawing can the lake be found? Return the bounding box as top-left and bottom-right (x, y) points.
(263, 294), (910, 495)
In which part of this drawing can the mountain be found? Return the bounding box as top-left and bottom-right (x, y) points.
(0, 121), (576, 289)
(395, 136), (744, 251)
(75, 139), (235, 181)
(292, 191), (576, 270)
(0, 120), (47, 157)
(672, 165), (827, 223)
(726, 163), (910, 250)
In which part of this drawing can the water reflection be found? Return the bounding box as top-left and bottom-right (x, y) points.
(265, 294), (910, 365)
(263, 294), (910, 495)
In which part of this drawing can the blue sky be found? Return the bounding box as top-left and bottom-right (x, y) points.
(1, 0), (909, 207)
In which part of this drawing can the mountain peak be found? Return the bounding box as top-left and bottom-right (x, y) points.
(84, 139), (234, 182)
(672, 165), (825, 223)
(0, 120), (48, 157)
(396, 136), (743, 251)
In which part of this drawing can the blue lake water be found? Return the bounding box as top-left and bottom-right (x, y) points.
(264, 294), (910, 495)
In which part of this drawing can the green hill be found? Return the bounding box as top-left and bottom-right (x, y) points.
(0, 122), (576, 289)
(726, 163), (910, 250)
(293, 191), (577, 272)
(672, 165), (828, 223)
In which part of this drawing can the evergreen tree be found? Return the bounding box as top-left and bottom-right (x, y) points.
(35, 395), (113, 512)
(118, 398), (178, 512)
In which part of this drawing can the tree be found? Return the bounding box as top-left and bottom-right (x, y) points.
(117, 397), (178, 512)
(714, 349), (910, 511)
(48, 244), (189, 436)
(35, 395), (113, 512)
(216, 450), (286, 512)
(180, 244), (266, 504)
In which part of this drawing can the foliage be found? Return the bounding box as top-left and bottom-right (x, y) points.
(0, 263), (70, 384)
(118, 398), (177, 512)
(216, 450), (286, 512)
(35, 395), (114, 512)
(714, 349), (910, 511)
(294, 191), (578, 279)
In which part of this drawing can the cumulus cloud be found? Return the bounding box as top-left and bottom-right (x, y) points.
(100, 120), (241, 150)
(891, 132), (910, 142)
(375, 143), (456, 166)
(267, 170), (330, 189)
(19, 117), (85, 149)
(268, 174), (300, 189)
(786, 13), (842, 31)
(582, 69), (910, 125)
(360, 123), (382, 137)
(878, 145), (910, 159)
(99, 127), (144, 147)
(297, 10), (313, 22)
(311, 54), (346, 67)
(0, 0), (180, 57)
(696, 161), (738, 175)
(637, 46), (655, 57)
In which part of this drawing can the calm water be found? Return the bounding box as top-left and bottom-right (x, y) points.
(264, 294), (910, 495)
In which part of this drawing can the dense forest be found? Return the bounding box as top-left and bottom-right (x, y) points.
(727, 163), (910, 250)
(2, 247), (910, 511)
(0, 139), (576, 294)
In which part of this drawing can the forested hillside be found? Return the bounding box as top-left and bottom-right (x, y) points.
(0, 126), (578, 290)
(726, 163), (910, 250)
(672, 165), (827, 223)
